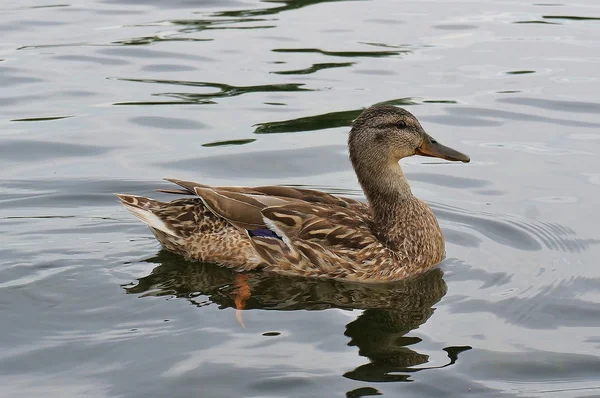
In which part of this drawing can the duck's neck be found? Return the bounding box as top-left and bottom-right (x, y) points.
(352, 157), (416, 243)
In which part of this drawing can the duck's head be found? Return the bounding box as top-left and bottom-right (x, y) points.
(348, 104), (470, 165)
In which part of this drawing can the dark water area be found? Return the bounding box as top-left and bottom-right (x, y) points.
(1, 0), (600, 397)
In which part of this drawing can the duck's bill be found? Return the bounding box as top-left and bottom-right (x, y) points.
(416, 134), (470, 163)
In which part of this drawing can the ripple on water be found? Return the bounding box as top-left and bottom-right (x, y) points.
(52, 54), (130, 66)
(158, 145), (348, 178)
(0, 68), (44, 86)
(140, 64), (198, 72)
(131, 116), (209, 129)
(433, 24), (479, 30)
(0, 140), (115, 162)
(464, 141), (590, 156)
(97, 47), (216, 62)
(0, 179), (164, 209)
(450, 276), (600, 329)
(432, 203), (600, 253)
(439, 106), (600, 129)
(497, 97), (600, 114)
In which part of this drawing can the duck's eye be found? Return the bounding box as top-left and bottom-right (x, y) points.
(397, 120), (407, 129)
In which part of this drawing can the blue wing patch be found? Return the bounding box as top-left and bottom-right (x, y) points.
(248, 228), (282, 240)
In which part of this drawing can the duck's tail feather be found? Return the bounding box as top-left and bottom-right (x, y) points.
(115, 194), (179, 238)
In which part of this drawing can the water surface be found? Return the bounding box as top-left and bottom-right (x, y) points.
(1, 0), (600, 397)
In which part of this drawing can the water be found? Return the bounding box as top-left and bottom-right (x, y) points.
(1, 0), (600, 396)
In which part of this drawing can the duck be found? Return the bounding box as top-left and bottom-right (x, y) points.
(117, 104), (470, 282)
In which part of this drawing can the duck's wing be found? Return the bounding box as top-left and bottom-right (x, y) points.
(158, 178), (366, 210)
(192, 186), (292, 231)
(259, 202), (375, 251)
(250, 202), (383, 279)
(158, 179), (376, 276)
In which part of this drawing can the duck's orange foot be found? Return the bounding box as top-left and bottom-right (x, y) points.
(233, 274), (251, 328)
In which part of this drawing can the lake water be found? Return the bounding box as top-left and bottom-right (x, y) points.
(2, 0), (600, 397)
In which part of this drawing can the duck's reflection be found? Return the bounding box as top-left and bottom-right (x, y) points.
(124, 250), (470, 382)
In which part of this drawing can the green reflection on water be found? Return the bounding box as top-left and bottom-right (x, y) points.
(113, 78), (312, 105)
(513, 20), (561, 24)
(272, 62), (354, 75)
(212, 0), (364, 18)
(202, 139), (257, 147)
(112, 37), (213, 46)
(254, 109), (362, 134)
(272, 47), (408, 58)
(253, 98), (418, 134)
(543, 15), (600, 21)
(10, 115), (74, 122)
(506, 70), (536, 75)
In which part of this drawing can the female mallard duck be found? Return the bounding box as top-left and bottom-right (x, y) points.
(117, 104), (469, 282)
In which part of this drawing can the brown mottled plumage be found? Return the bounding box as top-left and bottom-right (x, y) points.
(116, 104), (470, 282)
